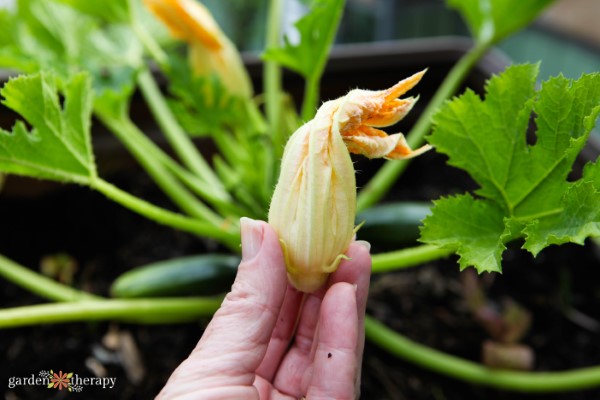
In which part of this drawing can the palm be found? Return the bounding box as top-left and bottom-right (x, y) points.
(157, 221), (370, 400)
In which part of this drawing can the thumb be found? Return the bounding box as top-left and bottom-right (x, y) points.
(162, 218), (288, 392)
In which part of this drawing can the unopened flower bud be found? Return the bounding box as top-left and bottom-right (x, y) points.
(269, 71), (431, 292)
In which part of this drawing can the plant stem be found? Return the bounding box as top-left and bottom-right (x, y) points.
(371, 245), (454, 274)
(129, 0), (168, 68)
(264, 0), (284, 152)
(299, 0), (345, 122)
(136, 68), (225, 192)
(99, 114), (224, 226)
(301, 74), (320, 122)
(0, 297), (222, 328)
(356, 42), (491, 213)
(365, 315), (600, 392)
(92, 178), (240, 250)
(0, 254), (101, 302)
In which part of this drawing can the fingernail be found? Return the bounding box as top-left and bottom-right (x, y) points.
(355, 240), (371, 252)
(352, 283), (358, 292)
(241, 217), (264, 261)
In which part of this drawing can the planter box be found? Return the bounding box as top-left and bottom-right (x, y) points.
(1, 38), (599, 399)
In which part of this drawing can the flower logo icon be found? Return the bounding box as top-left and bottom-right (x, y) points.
(48, 370), (73, 391)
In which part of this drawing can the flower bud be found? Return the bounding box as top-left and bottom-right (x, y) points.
(144, 0), (253, 98)
(269, 71), (430, 292)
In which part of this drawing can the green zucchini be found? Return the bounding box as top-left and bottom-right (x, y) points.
(356, 202), (432, 246)
(111, 254), (240, 298)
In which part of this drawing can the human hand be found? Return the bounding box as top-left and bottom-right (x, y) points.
(157, 217), (372, 399)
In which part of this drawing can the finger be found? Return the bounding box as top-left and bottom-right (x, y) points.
(271, 291), (323, 395)
(271, 241), (371, 396)
(159, 218), (288, 396)
(255, 283), (304, 381)
(306, 282), (359, 400)
(327, 240), (371, 393)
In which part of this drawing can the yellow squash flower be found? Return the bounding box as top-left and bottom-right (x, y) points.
(269, 71), (431, 292)
(144, 0), (252, 98)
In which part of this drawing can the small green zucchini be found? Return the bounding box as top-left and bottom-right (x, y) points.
(111, 254), (240, 298)
(356, 202), (432, 246)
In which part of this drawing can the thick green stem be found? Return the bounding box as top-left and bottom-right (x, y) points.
(357, 42), (491, 213)
(365, 315), (600, 392)
(0, 298), (222, 328)
(0, 254), (101, 302)
(99, 114), (224, 226)
(92, 178), (240, 250)
(371, 245), (454, 274)
(136, 68), (224, 192)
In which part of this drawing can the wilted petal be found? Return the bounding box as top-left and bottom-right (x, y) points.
(335, 70), (431, 159)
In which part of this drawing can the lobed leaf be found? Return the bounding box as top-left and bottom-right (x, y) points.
(421, 65), (600, 273)
(422, 195), (506, 273)
(0, 0), (141, 100)
(0, 73), (96, 184)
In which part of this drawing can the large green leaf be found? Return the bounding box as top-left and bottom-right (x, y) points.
(0, 0), (141, 99)
(447, 0), (555, 44)
(0, 73), (96, 184)
(421, 65), (600, 273)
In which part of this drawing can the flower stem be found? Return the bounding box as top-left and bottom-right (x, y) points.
(299, 0), (345, 122)
(263, 0), (287, 185)
(0, 254), (101, 302)
(365, 315), (600, 392)
(301, 74), (320, 122)
(0, 298), (222, 328)
(356, 42), (491, 213)
(136, 68), (225, 193)
(371, 245), (454, 274)
(92, 178), (240, 250)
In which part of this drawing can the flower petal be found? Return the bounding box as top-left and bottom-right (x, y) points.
(144, 0), (222, 50)
(333, 69), (431, 159)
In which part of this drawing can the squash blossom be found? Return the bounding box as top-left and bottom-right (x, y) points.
(144, 0), (253, 98)
(269, 70), (431, 293)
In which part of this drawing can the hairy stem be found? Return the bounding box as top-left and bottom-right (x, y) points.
(0, 298), (222, 328)
(365, 315), (600, 392)
(0, 254), (101, 302)
(357, 42), (491, 212)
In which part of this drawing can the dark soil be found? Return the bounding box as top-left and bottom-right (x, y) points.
(1, 45), (600, 399)
(1, 146), (599, 399)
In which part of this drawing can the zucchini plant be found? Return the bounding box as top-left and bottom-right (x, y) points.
(0, 0), (599, 395)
